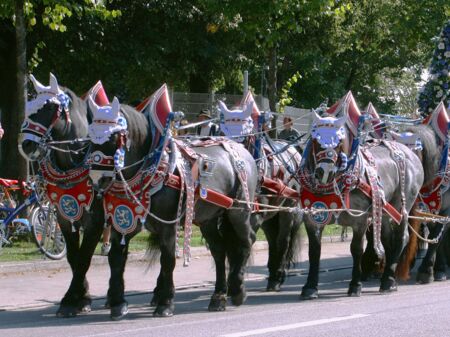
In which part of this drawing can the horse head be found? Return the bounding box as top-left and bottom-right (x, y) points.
(310, 110), (348, 185)
(87, 96), (129, 191)
(19, 73), (74, 161)
(218, 100), (254, 140)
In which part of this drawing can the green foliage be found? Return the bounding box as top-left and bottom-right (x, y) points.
(278, 71), (301, 111)
(2, 0), (449, 113)
(376, 67), (421, 116)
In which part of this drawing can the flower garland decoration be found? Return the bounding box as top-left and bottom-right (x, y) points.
(418, 20), (450, 117)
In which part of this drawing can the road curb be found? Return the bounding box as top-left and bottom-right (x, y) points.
(0, 241), (270, 275)
(0, 235), (347, 275)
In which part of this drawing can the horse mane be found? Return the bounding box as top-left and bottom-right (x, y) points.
(59, 86), (92, 134)
(120, 104), (151, 148)
(404, 124), (440, 186)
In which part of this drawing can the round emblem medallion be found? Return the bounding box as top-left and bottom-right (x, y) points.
(310, 201), (331, 226)
(113, 204), (134, 231)
(59, 194), (80, 219)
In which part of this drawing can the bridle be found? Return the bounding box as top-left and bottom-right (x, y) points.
(311, 139), (348, 184)
(19, 92), (74, 160)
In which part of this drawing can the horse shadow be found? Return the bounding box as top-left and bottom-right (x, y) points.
(0, 256), (446, 328)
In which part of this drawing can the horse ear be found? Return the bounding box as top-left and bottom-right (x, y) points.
(336, 115), (347, 128)
(244, 102), (253, 115)
(49, 73), (59, 94)
(111, 97), (121, 117)
(88, 95), (100, 115)
(29, 74), (47, 94)
(218, 100), (229, 114)
(312, 109), (321, 124)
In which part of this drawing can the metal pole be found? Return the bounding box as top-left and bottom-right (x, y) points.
(260, 65), (264, 97)
(243, 70), (248, 95)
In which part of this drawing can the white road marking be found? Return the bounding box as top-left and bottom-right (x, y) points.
(219, 313), (369, 337)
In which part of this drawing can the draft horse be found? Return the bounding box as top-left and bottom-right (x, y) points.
(298, 92), (423, 299)
(86, 85), (259, 319)
(362, 102), (450, 283)
(217, 93), (303, 292)
(19, 73), (107, 317)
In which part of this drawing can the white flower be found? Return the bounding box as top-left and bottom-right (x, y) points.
(436, 90), (444, 98)
(439, 42), (445, 49)
(445, 51), (450, 58)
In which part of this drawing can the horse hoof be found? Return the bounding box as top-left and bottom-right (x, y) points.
(379, 283), (398, 293)
(110, 302), (129, 321)
(434, 272), (447, 282)
(416, 272), (433, 284)
(56, 305), (78, 318)
(300, 287), (318, 300)
(231, 291), (247, 306)
(347, 283), (362, 297)
(150, 294), (159, 307)
(266, 280), (282, 292)
(208, 293), (227, 311)
(78, 303), (92, 314)
(153, 303), (175, 317)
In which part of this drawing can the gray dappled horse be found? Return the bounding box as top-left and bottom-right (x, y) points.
(362, 102), (450, 283)
(298, 102), (423, 299)
(19, 73), (106, 317)
(86, 86), (259, 319)
(217, 96), (303, 292)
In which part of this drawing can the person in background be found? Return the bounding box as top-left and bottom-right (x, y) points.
(0, 122), (4, 139)
(278, 116), (301, 142)
(177, 119), (190, 136)
(196, 109), (218, 136)
(101, 226), (111, 256)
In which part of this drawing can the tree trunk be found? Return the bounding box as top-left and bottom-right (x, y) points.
(12, 0), (28, 180)
(0, 21), (15, 177)
(267, 46), (278, 138)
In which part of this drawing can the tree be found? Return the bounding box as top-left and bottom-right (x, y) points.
(418, 20), (450, 117)
(275, 0), (448, 112)
(0, 1), (118, 178)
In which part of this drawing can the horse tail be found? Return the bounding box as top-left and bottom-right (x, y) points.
(396, 208), (421, 280)
(286, 219), (303, 269)
(145, 231), (161, 268)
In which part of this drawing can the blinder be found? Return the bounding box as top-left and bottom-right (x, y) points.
(19, 93), (72, 161)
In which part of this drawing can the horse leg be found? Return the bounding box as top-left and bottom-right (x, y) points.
(348, 227), (365, 296)
(152, 224), (177, 317)
(380, 217), (408, 292)
(200, 218), (228, 311)
(361, 227), (382, 281)
(300, 222), (323, 300)
(261, 215), (283, 291)
(107, 228), (138, 320)
(417, 224), (441, 284)
(57, 219), (103, 318)
(434, 236), (448, 282)
(226, 213), (255, 307)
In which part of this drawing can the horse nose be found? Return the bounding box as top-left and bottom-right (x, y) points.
(89, 169), (104, 188)
(314, 167), (325, 182)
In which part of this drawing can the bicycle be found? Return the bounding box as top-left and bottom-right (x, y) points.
(0, 177), (66, 260)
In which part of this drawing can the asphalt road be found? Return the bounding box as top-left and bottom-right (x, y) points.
(1, 240), (450, 337)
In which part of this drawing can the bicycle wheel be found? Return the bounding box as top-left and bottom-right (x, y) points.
(0, 225), (6, 251)
(30, 203), (67, 260)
